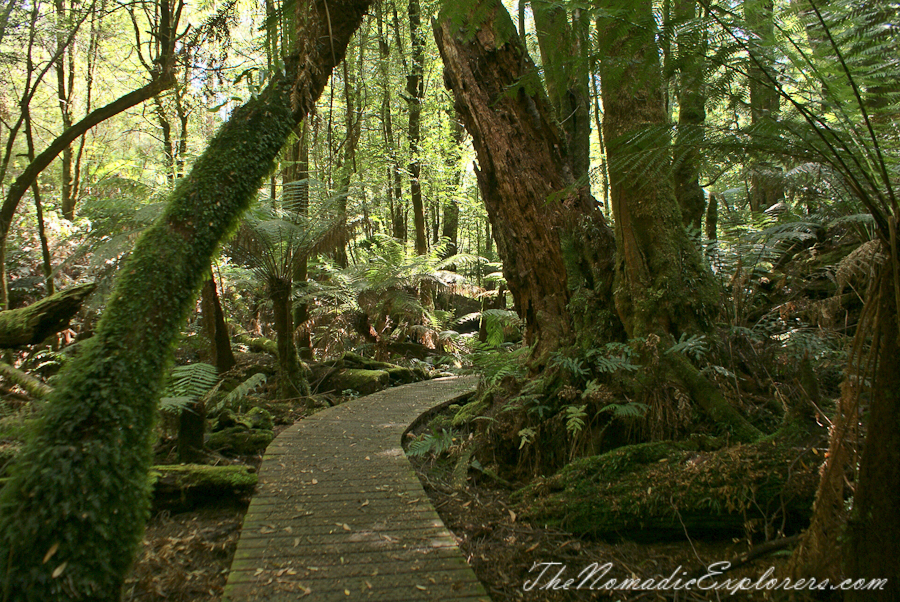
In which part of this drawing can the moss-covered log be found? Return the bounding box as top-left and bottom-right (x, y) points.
(0, 282), (94, 348)
(207, 426), (275, 456)
(235, 333), (278, 356)
(323, 369), (391, 396)
(518, 432), (819, 541)
(0, 362), (53, 399)
(0, 1), (371, 599)
(149, 464), (257, 511)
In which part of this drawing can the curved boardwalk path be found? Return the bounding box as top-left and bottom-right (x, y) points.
(223, 376), (490, 601)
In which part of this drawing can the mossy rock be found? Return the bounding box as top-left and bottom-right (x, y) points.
(212, 409), (252, 432)
(324, 368), (390, 395)
(247, 407), (274, 430)
(517, 435), (819, 541)
(207, 426), (274, 455)
(149, 464), (257, 510)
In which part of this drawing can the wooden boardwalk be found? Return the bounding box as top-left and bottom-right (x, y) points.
(223, 376), (490, 601)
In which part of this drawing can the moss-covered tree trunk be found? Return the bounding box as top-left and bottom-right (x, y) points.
(434, 0), (617, 365)
(0, 1), (370, 598)
(672, 0), (707, 230)
(531, 0), (591, 182)
(270, 277), (303, 398)
(596, 0), (717, 338)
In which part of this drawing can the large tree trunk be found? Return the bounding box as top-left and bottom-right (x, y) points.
(0, 1), (370, 598)
(596, 0), (717, 338)
(434, 0), (617, 365)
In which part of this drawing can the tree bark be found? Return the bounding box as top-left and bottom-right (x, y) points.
(673, 0), (707, 230)
(270, 278), (304, 398)
(596, 0), (717, 338)
(532, 0), (591, 182)
(0, 0), (370, 597)
(0, 282), (94, 347)
(434, 0), (617, 364)
(200, 275), (235, 373)
(289, 123), (312, 359)
(843, 262), (900, 600)
(407, 0), (427, 255)
(745, 0), (783, 212)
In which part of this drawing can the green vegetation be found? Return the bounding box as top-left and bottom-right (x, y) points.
(0, 0), (898, 598)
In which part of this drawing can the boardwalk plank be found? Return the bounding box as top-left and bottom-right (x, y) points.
(223, 376), (489, 601)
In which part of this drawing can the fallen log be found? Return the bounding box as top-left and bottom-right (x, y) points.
(517, 425), (821, 541)
(0, 362), (53, 398)
(0, 283), (95, 348)
(149, 464), (257, 511)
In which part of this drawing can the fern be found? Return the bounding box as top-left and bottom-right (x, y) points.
(666, 333), (709, 362)
(407, 429), (455, 457)
(600, 401), (649, 419)
(159, 363), (218, 415)
(564, 404), (588, 436)
(209, 372), (268, 414)
(586, 342), (639, 374)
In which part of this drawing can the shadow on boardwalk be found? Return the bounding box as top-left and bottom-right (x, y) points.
(223, 376), (491, 601)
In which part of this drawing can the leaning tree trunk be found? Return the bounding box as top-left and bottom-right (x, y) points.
(596, 0), (718, 338)
(0, 0), (370, 598)
(0, 73), (175, 310)
(434, 0), (617, 365)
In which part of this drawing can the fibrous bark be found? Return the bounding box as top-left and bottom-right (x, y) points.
(0, 0), (370, 598)
(843, 263), (900, 600)
(434, 0), (616, 364)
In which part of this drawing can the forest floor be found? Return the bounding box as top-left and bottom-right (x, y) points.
(122, 385), (796, 602)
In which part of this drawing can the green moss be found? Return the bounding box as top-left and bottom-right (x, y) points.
(0, 66), (301, 601)
(325, 369), (390, 395)
(246, 407), (274, 431)
(148, 464), (257, 491)
(451, 398), (489, 426)
(207, 427), (274, 456)
(517, 436), (818, 541)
